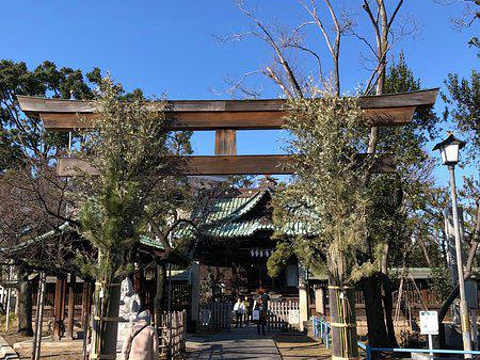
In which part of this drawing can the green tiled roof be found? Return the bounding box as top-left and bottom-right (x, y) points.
(6, 223), (165, 253)
(10, 188), (315, 252)
(175, 189), (315, 240)
(203, 190), (266, 224)
(2, 222), (72, 254)
(204, 219), (275, 238)
(139, 235), (165, 250)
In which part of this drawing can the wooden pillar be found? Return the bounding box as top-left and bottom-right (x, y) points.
(190, 262), (200, 323)
(32, 272), (46, 360)
(81, 281), (88, 327)
(298, 265), (309, 332)
(53, 277), (66, 341)
(154, 262), (167, 326)
(61, 277), (67, 320)
(215, 130), (237, 155)
(81, 279), (93, 360)
(315, 286), (326, 316)
(66, 274), (76, 340)
(81, 280), (93, 327)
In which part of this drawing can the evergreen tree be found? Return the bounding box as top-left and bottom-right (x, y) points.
(0, 60), (101, 336)
(72, 78), (194, 358)
(270, 53), (443, 353)
(273, 88), (369, 360)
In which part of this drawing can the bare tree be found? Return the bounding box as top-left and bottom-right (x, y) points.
(225, 0), (410, 102)
(228, 0), (417, 353)
(359, 0), (406, 153)
(221, 0), (305, 98)
(435, 0), (480, 27)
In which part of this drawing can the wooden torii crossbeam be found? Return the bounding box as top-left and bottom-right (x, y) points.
(17, 88), (438, 176)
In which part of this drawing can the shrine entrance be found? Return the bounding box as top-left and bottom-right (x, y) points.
(17, 88), (439, 357)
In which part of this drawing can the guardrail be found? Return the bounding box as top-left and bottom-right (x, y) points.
(312, 316), (330, 349)
(312, 316), (480, 360)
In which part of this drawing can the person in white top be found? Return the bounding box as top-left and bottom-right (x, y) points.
(233, 297), (246, 328)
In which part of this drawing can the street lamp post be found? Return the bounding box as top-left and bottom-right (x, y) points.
(433, 133), (472, 358)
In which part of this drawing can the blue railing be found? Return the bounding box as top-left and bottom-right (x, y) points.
(312, 317), (480, 360)
(312, 316), (331, 349)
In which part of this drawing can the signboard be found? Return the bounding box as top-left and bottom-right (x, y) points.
(289, 309), (300, 324)
(420, 311), (439, 335)
(466, 280), (478, 309)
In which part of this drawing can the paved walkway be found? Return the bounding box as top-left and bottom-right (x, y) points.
(186, 325), (282, 360)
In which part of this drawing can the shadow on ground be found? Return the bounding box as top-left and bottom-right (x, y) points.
(187, 325), (282, 359)
(274, 333), (331, 359)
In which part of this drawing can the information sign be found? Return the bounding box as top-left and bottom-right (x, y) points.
(420, 310), (439, 335)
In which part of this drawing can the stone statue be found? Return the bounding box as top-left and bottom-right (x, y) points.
(119, 278), (141, 322)
(116, 278), (142, 357)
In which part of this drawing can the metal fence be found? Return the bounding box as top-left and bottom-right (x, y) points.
(198, 301), (232, 332)
(312, 316), (331, 349)
(314, 316), (480, 360)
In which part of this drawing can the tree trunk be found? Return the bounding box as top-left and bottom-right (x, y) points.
(362, 272), (399, 353)
(328, 258), (358, 360)
(17, 267), (33, 336)
(90, 276), (123, 358)
(90, 253), (124, 360)
(101, 278), (122, 356)
(381, 273), (398, 347)
(154, 261), (167, 326)
(362, 274), (389, 348)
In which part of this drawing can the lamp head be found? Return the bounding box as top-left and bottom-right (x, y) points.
(432, 133), (466, 166)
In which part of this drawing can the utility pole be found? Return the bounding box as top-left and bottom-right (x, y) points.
(448, 165), (472, 358)
(434, 133), (471, 358)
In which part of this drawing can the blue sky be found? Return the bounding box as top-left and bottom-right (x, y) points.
(1, 0), (478, 181)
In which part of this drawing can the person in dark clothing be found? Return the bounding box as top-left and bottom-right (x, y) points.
(261, 291), (270, 310)
(244, 296), (253, 326)
(253, 298), (266, 336)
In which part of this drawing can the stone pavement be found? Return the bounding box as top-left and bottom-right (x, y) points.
(0, 334), (19, 360)
(186, 325), (282, 360)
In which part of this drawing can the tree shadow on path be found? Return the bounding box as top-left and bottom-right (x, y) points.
(187, 325), (282, 360)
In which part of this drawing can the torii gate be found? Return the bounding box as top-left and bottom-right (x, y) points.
(17, 88), (438, 346)
(18, 88), (438, 357)
(18, 88), (438, 176)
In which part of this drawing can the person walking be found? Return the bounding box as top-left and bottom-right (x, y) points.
(253, 298), (266, 336)
(261, 290), (270, 310)
(233, 297), (245, 328)
(122, 310), (159, 360)
(244, 295), (253, 326)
